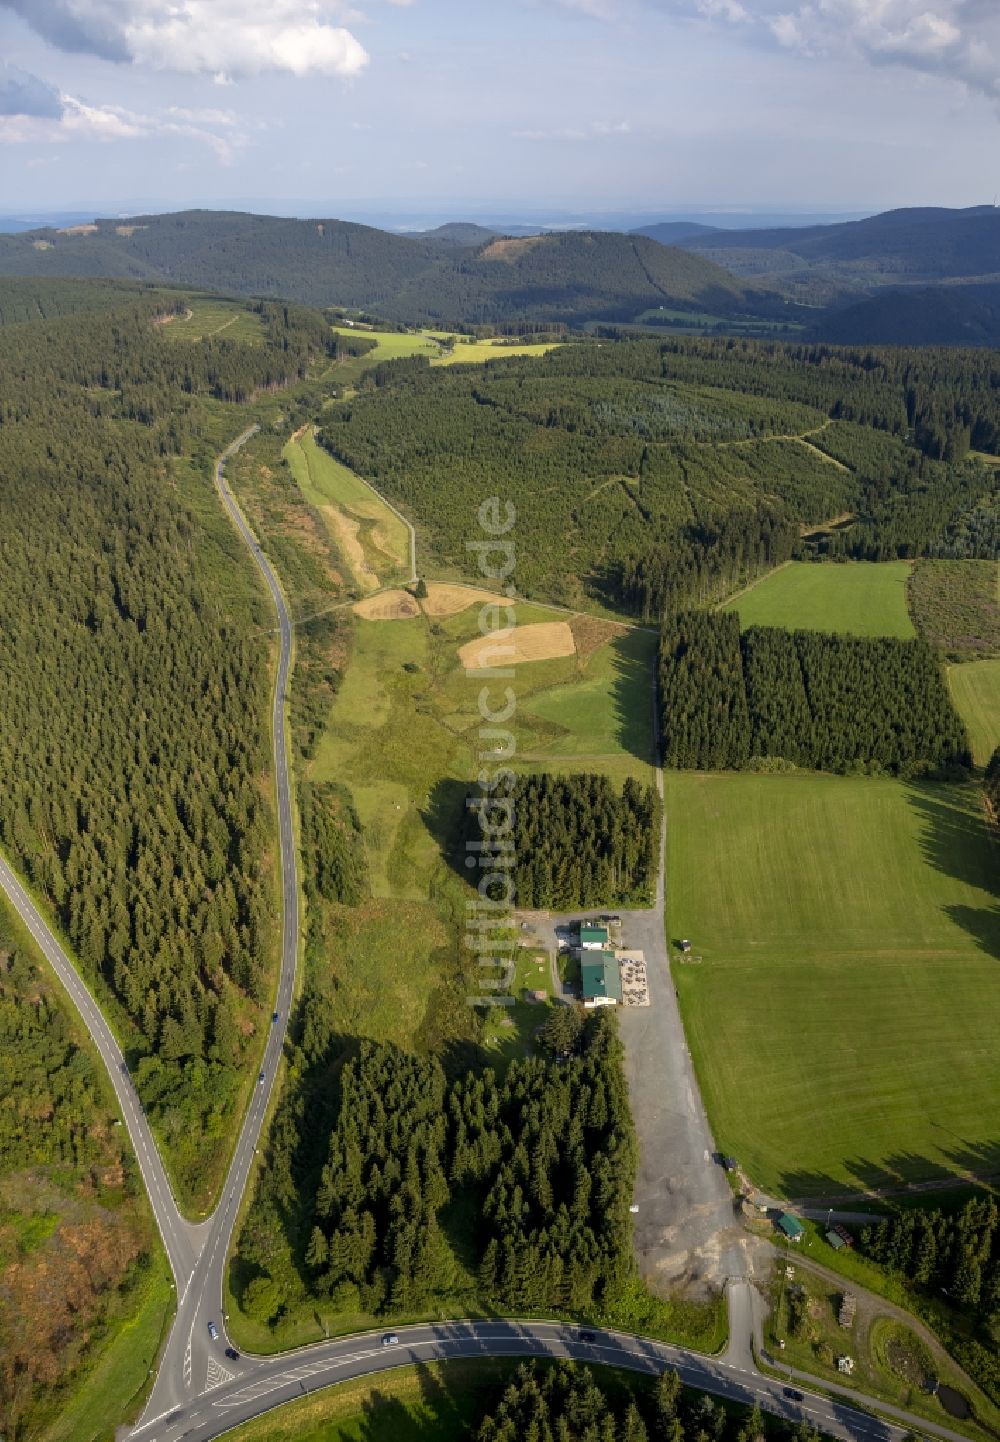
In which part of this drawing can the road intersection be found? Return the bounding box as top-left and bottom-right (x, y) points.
(0, 429), (975, 1442)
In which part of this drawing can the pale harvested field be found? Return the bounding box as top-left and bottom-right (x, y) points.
(458, 621), (576, 669)
(354, 589), (421, 620)
(420, 582), (508, 617)
(323, 505), (379, 593)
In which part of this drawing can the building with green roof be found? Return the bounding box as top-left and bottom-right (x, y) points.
(581, 950), (622, 1008)
(580, 923), (609, 950)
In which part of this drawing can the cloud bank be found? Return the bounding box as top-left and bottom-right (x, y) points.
(0, 0), (369, 78)
(553, 0), (1000, 105)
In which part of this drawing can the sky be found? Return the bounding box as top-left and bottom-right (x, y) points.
(0, 0), (997, 219)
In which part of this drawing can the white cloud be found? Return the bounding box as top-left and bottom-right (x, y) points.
(0, 1), (369, 79)
(0, 91), (246, 160)
(539, 0), (1000, 106)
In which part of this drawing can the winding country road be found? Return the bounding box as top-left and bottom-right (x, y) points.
(0, 428), (980, 1442)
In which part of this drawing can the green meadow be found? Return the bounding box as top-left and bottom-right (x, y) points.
(666, 770), (1000, 1197)
(331, 324), (561, 371)
(948, 657), (1000, 767)
(723, 560), (915, 638)
(307, 601), (655, 1059)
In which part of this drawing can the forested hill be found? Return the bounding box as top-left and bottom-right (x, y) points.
(812, 282), (1000, 348)
(0, 292), (333, 1204)
(680, 206), (1000, 279)
(320, 336), (1000, 617)
(0, 274), (154, 325)
(0, 209), (767, 326)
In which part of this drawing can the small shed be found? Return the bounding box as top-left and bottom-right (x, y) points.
(580, 924), (609, 950)
(825, 1229), (846, 1251)
(777, 1213), (805, 1243)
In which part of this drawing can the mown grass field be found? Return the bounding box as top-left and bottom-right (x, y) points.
(948, 658), (1000, 767)
(331, 324), (562, 370)
(433, 336), (563, 365)
(723, 560), (915, 637)
(667, 771), (1000, 1197)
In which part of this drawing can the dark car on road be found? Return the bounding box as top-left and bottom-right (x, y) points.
(225, 1346), (240, 1360)
(783, 1388), (803, 1402)
(579, 1330), (597, 1343)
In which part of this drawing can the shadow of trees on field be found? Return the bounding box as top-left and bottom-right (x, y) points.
(608, 629), (659, 765)
(777, 1140), (1000, 1205)
(905, 780), (1000, 960)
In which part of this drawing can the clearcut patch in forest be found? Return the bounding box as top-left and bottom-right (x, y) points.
(722, 560), (915, 638)
(948, 657), (1000, 767)
(666, 771), (1000, 1198)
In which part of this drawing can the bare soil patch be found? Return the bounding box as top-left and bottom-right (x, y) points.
(57, 224), (98, 235)
(354, 589), (421, 621)
(481, 236), (545, 263)
(458, 620), (576, 669)
(323, 505), (379, 592)
(420, 582), (507, 618)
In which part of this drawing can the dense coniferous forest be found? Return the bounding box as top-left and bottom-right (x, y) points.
(659, 613), (969, 774)
(466, 773), (659, 909)
(237, 1010), (636, 1320)
(319, 337), (1000, 617)
(298, 781), (369, 909)
(0, 294), (333, 1198)
(860, 1199), (1000, 1404)
(475, 1362), (820, 1442)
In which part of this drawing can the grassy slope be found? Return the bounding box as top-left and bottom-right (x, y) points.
(723, 561), (915, 637)
(284, 428), (411, 590)
(41, 1267), (174, 1442)
(666, 771), (1000, 1197)
(948, 658), (1000, 767)
(220, 1360), (512, 1442)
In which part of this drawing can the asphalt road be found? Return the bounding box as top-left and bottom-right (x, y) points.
(129, 1308), (974, 1442)
(0, 428), (977, 1442)
(136, 424), (302, 1421)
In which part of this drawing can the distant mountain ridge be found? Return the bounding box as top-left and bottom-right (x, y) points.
(676, 204), (1000, 285)
(0, 207), (769, 327)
